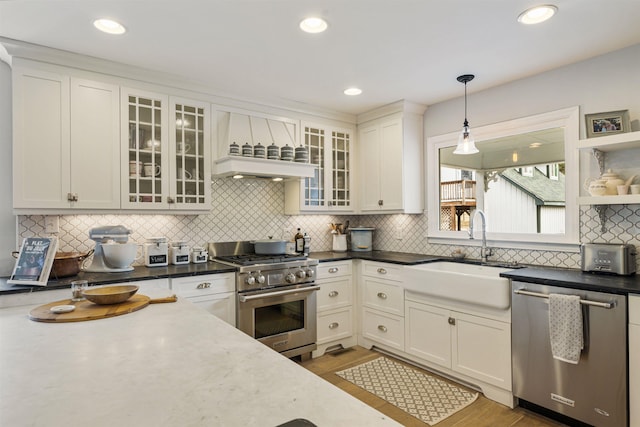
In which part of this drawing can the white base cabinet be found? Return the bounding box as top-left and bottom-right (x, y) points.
(313, 261), (356, 357)
(630, 295), (640, 427)
(171, 274), (235, 326)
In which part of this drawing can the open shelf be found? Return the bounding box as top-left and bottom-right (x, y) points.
(579, 194), (640, 206)
(578, 130), (640, 152)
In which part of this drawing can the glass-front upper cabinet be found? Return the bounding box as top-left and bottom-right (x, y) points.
(285, 122), (353, 213)
(121, 89), (210, 211)
(170, 98), (210, 208)
(122, 89), (169, 209)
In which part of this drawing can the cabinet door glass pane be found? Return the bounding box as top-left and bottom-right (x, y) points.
(175, 103), (207, 205)
(128, 95), (163, 204)
(332, 131), (350, 207)
(304, 127), (325, 207)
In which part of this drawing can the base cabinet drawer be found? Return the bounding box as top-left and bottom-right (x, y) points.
(362, 308), (404, 350)
(317, 277), (352, 311)
(317, 308), (353, 344)
(171, 273), (235, 326)
(362, 278), (403, 315)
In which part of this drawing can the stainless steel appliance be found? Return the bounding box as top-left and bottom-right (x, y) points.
(210, 241), (319, 360)
(512, 281), (627, 427)
(581, 242), (637, 275)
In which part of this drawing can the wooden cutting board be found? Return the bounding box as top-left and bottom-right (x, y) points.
(29, 294), (151, 323)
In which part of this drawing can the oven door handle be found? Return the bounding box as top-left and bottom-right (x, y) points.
(239, 285), (320, 302)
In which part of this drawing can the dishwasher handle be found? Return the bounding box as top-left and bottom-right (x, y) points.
(514, 288), (614, 309)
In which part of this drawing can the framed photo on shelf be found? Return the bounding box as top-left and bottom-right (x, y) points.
(8, 237), (58, 286)
(585, 110), (630, 138)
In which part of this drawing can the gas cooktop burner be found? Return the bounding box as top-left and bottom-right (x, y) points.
(215, 254), (307, 266)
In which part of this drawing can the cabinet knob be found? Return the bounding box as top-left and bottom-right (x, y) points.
(378, 199), (383, 206)
(377, 268), (387, 275)
(328, 267), (339, 274)
(377, 325), (388, 333)
(197, 282), (211, 289)
(167, 196), (175, 204)
(377, 292), (387, 300)
(448, 317), (456, 326)
(328, 291), (339, 298)
(67, 193), (78, 202)
(328, 322), (339, 330)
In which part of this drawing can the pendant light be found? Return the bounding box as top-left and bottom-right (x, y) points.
(453, 74), (479, 155)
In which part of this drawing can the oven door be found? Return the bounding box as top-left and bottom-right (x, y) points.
(237, 284), (319, 355)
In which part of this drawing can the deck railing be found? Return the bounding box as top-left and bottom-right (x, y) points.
(440, 180), (476, 205)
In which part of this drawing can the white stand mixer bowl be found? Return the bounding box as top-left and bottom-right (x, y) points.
(102, 243), (139, 269)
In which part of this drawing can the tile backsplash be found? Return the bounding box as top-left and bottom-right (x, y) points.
(18, 179), (640, 270)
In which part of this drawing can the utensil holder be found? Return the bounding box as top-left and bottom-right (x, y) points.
(332, 234), (347, 252)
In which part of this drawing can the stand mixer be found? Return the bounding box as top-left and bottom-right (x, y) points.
(84, 225), (136, 272)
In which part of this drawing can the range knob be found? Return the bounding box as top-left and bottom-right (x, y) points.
(256, 271), (266, 285)
(304, 268), (314, 279)
(285, 272), (297, 284)
(296, 269), (307, 279)
(245, 274), (256, 286)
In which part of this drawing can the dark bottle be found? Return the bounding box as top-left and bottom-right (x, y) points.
(294, 228), (304, 253)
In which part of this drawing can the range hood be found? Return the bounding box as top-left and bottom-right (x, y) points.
(212, 156), (317, 180)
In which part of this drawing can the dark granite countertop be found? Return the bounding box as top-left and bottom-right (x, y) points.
(0, 261), (236, 295)
(311, 250), (441, 265)
(501, 267), (640, 295)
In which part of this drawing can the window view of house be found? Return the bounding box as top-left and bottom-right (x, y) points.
(440, 162), (565, 233)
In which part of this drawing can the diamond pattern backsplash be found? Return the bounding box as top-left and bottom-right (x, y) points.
(17, 181), (640, 269)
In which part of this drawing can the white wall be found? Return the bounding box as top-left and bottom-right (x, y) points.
(0, 60), (16, 275)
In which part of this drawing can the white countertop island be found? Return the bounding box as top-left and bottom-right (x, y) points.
(0, 295), (400, 427)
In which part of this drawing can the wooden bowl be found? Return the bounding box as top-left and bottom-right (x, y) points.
(82, 285), (139, 305)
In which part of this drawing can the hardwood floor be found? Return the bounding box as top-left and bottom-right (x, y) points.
(298, 346), (566, 427)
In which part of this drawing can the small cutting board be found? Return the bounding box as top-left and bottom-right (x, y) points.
(29, 294), (151, 323)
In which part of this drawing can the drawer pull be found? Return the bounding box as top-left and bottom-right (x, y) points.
(448, 317), (456, 326)
(328, 291), (339, 298)
(377, 325), (388, 333)
(197, 282), (211, 289)
(328, 267), (339, 274)
(329, 322), (340, 329)
(377, 268), (387, 274)
(377, 292), (387, 300)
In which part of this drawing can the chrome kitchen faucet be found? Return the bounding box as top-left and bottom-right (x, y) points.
(469, 209), (492, 262)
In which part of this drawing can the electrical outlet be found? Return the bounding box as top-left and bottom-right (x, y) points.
(45, 215), (60, 234)
(395, 226), (403, 240)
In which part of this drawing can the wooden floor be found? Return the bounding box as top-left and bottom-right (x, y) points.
(298, 346), (566, 427)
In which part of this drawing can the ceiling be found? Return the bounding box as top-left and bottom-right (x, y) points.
(1, 0), (640, 116)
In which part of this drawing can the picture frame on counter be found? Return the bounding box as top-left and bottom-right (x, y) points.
(585, 109), (630, 138)
(8, 237), (58, 286)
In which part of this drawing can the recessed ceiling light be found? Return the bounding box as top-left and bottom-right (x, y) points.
(529, 142), (543, 148)
(344, 87), (362, 96)
(517, 5), (557, 25)
(299, 17), (328, 34)
(93, 18), (126, 35)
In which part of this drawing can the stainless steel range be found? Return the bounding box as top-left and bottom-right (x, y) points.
(209, 241), (319, 360)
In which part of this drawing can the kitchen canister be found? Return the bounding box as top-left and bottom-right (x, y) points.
(332, 234), (347, 252)
(144, 237), (169, 267)
(242, 142), (253, 157)
(169, 241), (190, 265)
(349, 227), (375, 251)
(295, 145), (309, 163)
(191, 246), (208, 263)
(229, 141), (240, 156)
(253, 143), (266, 159)
(280, 144), (294, 161)
(267, 143), (280, 160)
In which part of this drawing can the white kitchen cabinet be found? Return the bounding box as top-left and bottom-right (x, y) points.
(359, 261), (405, 352)
(357, 101), (425, 214)
(13, 64), (120, 211)
(405, 295), (511, 391)
(171, 274), (236, 325)
(285, 122), (355, 214)
(121, 89), (210, 211)
(313, 261), (356, 357)
(630, 295), (640, 427)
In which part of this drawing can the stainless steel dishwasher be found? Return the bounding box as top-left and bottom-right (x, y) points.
(511, 281), (627, 427)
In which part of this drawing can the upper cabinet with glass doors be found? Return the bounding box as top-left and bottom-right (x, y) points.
(284, 122), (355, 214)
(121, 88), (210, 211)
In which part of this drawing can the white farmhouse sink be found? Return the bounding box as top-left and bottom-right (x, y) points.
(404, 262), (514, 310)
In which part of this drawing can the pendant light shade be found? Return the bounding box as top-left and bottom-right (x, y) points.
(453, 74), (479, 155)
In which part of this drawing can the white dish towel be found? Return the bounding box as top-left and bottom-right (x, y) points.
(549, 293), (583, 364)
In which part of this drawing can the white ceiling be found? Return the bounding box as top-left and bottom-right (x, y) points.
(1, 0), (640, 116)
